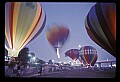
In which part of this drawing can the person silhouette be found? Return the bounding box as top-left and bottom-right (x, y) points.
(39, 65), (42, 75)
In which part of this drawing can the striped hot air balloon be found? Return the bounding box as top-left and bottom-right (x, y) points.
(85, 3), (116, 57)
(46, 24), (69, 60)
(79, 46), (98, 66)
(5, 2), (46, 57)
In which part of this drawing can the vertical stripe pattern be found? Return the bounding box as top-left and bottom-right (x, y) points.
(79, 46), (98, 66)
(85, 3), (116, 57)
(5, 2), (46, 57)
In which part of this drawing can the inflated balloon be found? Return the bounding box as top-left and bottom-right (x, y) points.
(46, 24), (69, 59)
(65, 49), (79, 61)
(5, 2), (46, 57)
(85, 3), (116, 57)
(79, 46), (98, 66)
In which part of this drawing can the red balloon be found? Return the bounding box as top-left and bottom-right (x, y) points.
(65, 49), (79, 61)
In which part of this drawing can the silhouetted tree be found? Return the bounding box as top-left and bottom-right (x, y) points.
(48, 59), (53, 64)
(18, 47), (30, 66)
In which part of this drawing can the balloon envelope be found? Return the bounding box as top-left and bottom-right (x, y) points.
(46, 24), (69, 49)
(65, 49), (79, 61)
(79, 46), (98, 66)
(46, 24), (69, 59)
(5, 2), (46, 57)
(85, 3), (116, 57)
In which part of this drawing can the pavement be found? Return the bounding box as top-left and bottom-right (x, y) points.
(22, 71), (64, 77)
(21, 68), (116, 78)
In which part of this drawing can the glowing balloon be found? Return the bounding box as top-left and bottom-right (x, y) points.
(65, 49), (79, 61)
(79, 46), (98, 66)
(46, 24), (69, 60)
(5, 2), (46, 57)
(85, 3), (116, 57)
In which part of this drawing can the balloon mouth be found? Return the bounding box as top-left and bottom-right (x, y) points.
(7, 49), (20, 57)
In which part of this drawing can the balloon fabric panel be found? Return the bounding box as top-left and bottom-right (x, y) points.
(46, 25), (69, 49)
(65, 49), (79, 61)
(85, 3), (116, 57)
(79, 46), (98, 66)
(5, 2), (46, 57)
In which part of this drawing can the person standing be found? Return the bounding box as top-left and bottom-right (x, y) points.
(40, 65), (42, 75)
(39, 65), (42, 75)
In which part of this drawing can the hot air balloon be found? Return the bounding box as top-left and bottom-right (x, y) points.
(79, 46), (98, 66)
(5, 2), (46, 57)
(46, 24), (69, 60)
(85, 3), (116, 57)
(65, 49), (79, 61)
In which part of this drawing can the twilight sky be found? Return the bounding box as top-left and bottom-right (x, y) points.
(26, 2), (116, 63)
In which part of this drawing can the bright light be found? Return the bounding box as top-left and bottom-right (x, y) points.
(112, 64), (116, 67)
(13, 48), (15, 51)
(45, 62), (48, 64)
(109, 65), (111, 67)
(71, 62), (73, 65)
(28, 54), (31, 57)
(32, 57), (36, 61)
(107, 59), (108, 61)
(5, 56), (8, 61)
(57, 48), (60, 59)
(63, 62), (67, 64)
(8, 49), (20, 57)
(79, 45), (81, 48)
(34, 63), (38, 65)
(52, 60), (54, 63)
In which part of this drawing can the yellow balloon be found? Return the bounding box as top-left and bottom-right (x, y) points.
(5, 2), (46, 57)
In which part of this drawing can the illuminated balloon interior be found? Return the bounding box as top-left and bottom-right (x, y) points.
(5, 2), (46, 57)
